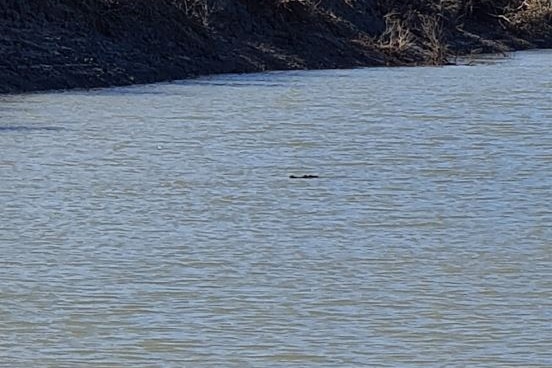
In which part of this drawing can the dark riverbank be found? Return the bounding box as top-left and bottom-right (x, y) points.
(1, 0), (551, 93)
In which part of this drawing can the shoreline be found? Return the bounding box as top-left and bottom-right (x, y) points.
(5, 49), (548, 97)
(1, 0), (551, 94)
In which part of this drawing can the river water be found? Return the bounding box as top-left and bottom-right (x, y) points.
(1, 50), (551, 367)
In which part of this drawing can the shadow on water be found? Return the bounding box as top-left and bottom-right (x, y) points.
(183, 81), (289, 88)
(453, 52), (513, 66)
(0, 125), (64, 132)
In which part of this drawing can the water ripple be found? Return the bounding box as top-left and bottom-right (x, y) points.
(0, 50), (551, 367)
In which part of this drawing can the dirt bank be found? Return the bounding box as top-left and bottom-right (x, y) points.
(1, 0), (550, 93)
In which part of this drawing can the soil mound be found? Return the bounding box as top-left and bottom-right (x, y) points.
(1, 0), (550, 93)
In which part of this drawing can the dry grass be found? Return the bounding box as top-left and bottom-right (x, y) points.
(508, 0), (552, 34)
(375, 6), (448, 64)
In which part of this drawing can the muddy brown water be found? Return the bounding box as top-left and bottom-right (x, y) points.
(1, 50), (551, 367)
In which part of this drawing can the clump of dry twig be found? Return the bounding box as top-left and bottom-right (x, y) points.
(507, 0), (552, 35)
(377, 12), (417, 56)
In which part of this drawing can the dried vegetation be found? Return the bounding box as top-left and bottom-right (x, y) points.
(375, 0), (551, 63)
